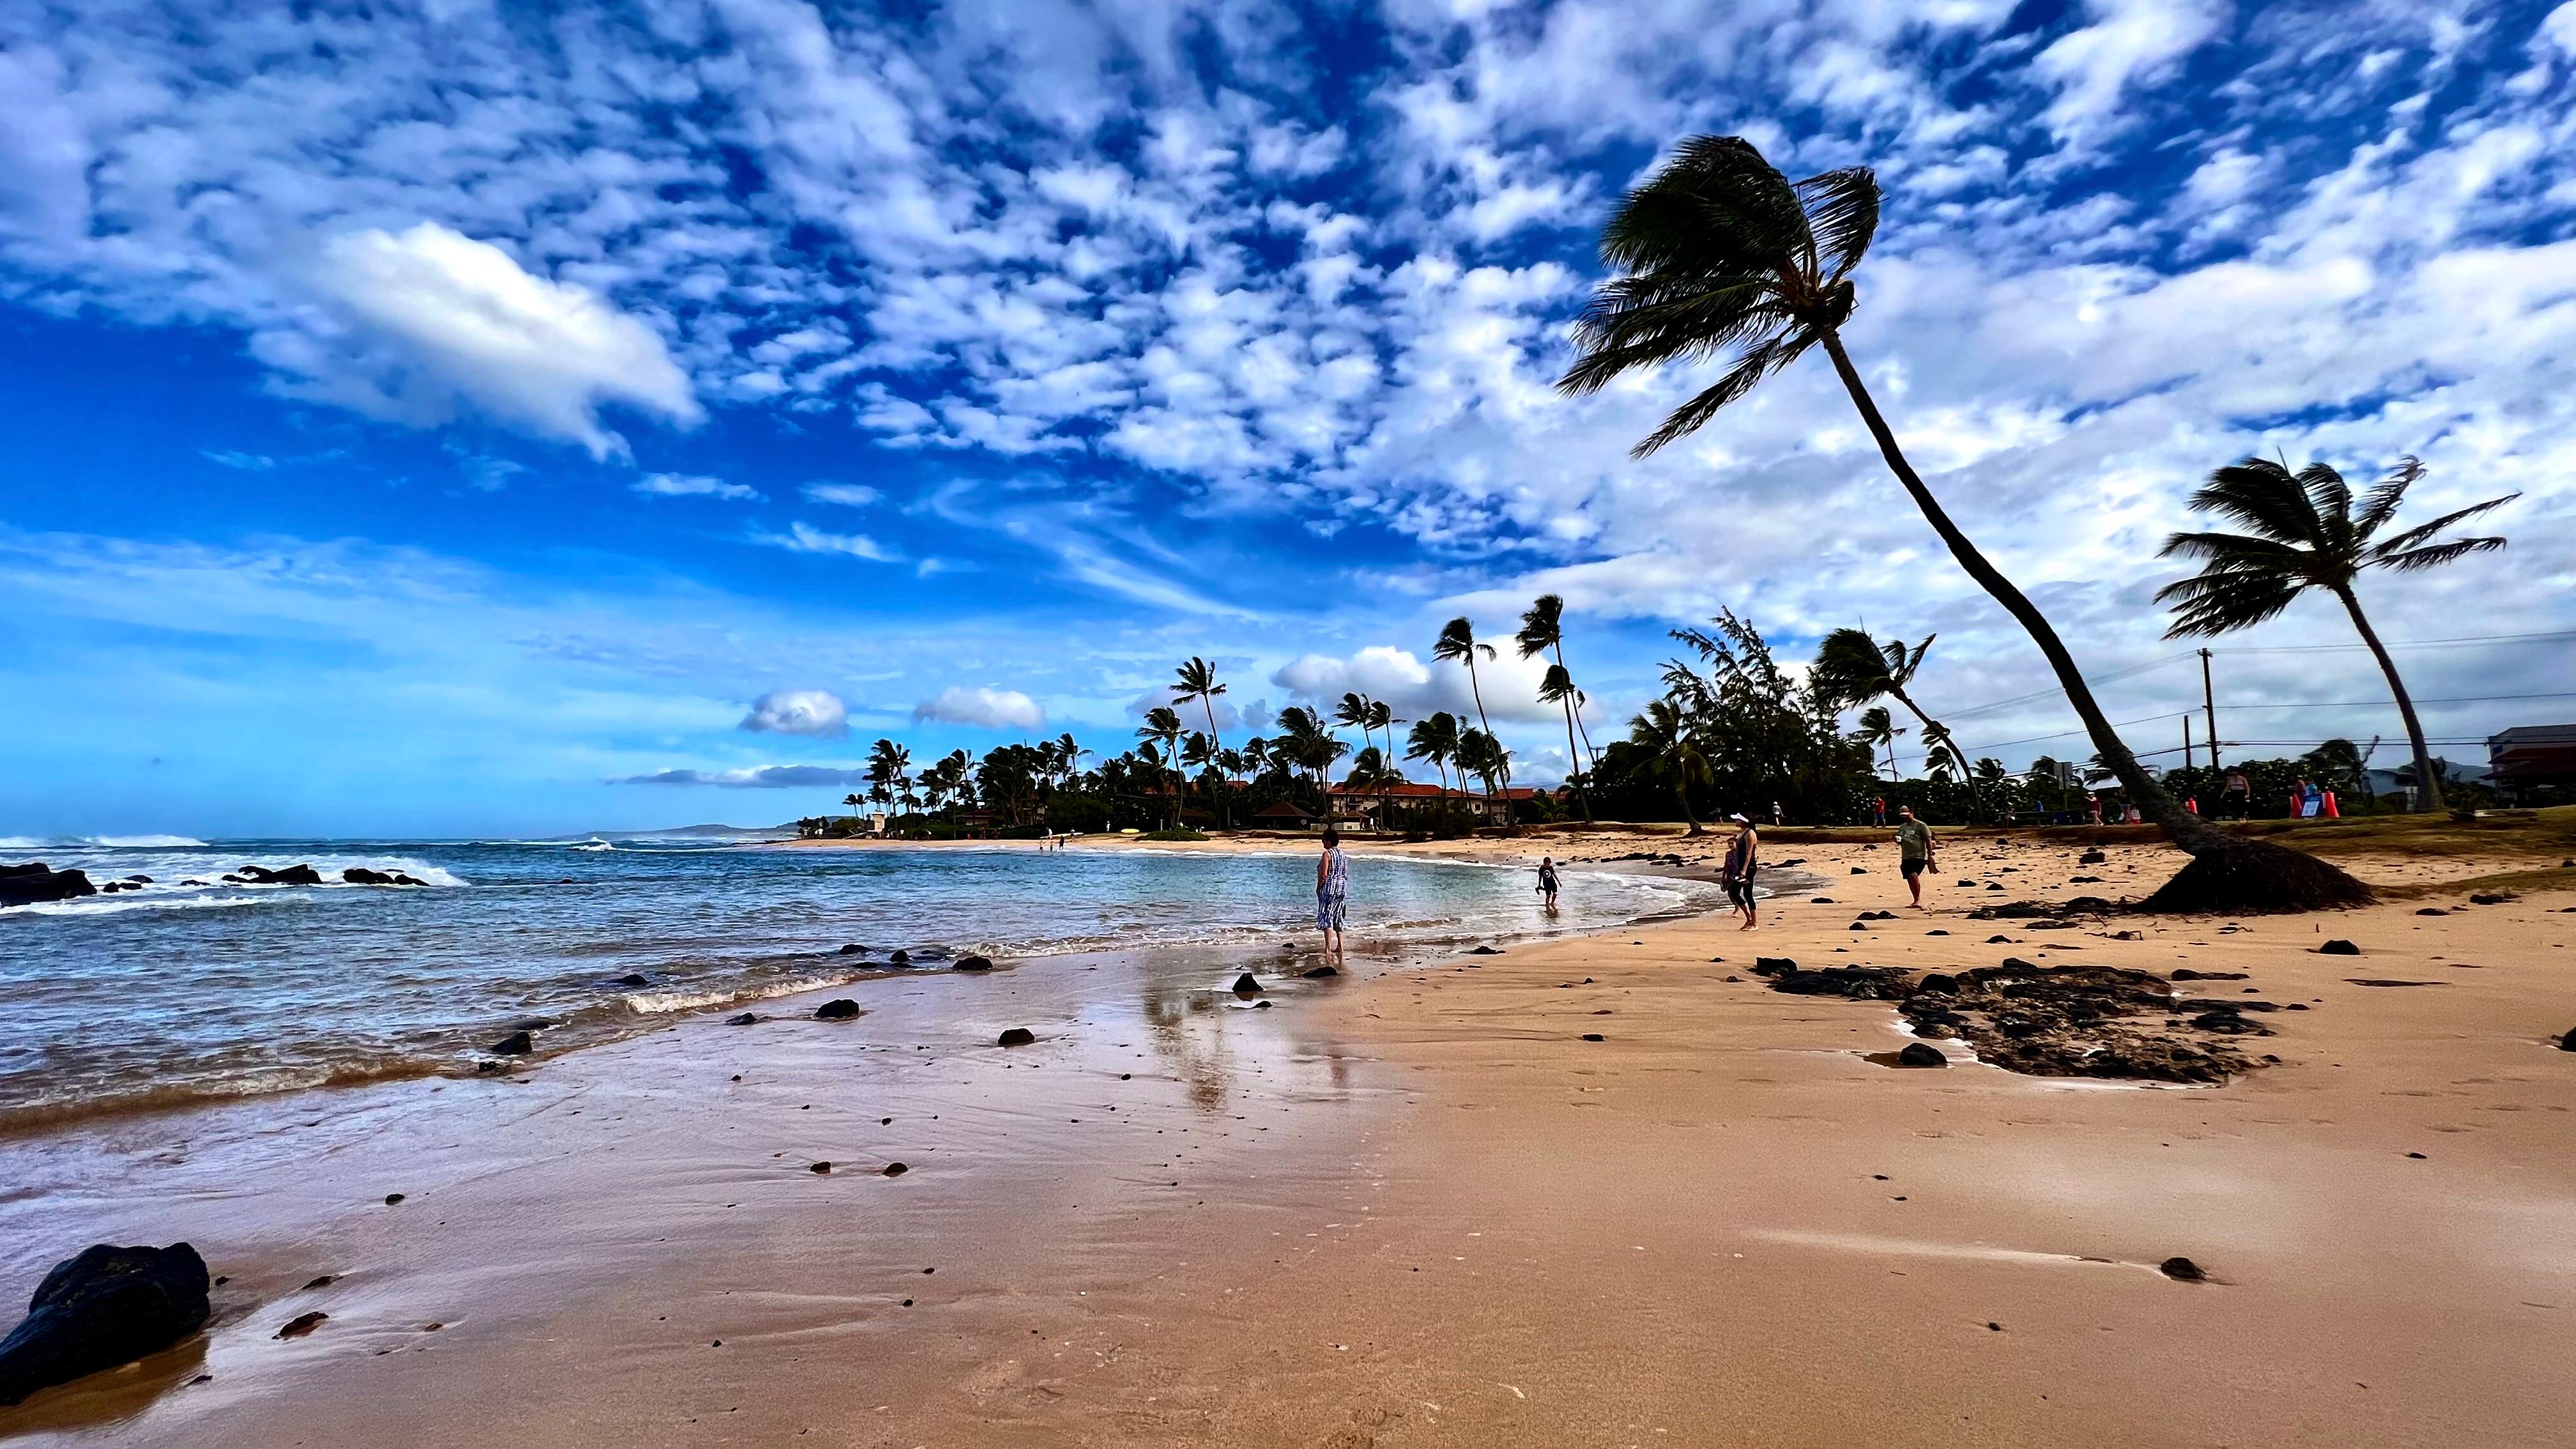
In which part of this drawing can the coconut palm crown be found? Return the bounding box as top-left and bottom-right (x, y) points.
(2157, 455), (2515, 812)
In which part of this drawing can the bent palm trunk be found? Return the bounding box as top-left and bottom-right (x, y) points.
(2335, 586), (2444, 813)
(1818, 334), (2370, 910)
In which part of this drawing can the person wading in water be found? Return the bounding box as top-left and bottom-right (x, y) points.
(1315, 828), (1351, 965)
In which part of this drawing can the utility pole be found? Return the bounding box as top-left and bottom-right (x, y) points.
(2200, 648), (2220, 773)
(2183, 714), (2194, 777)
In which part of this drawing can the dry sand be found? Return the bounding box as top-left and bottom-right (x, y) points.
(6, 826), (2575, 1447)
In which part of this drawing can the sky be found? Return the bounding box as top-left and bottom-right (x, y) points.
(2, 0), (2573, 838)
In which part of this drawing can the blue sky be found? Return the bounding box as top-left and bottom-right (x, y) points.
(3, 0), (2573, 836)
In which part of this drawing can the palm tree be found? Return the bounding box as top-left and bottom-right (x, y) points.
(1275, 706), (1345, 786)
(1137, 706), (1184, 826)
(1433, 617), (1505, 815)
(1625, 696), (1710, 834)
(841, 792), (864, 827)
(1517, 595), (1596, 823)
(1853, 705), (1904, 779)
(1406, 711), (1462, 819)
(1455, 728), (1512, 824)
(2157, 456), (2515, 813)
(1557, 133), (2370, 909)
(1814, 628), (1981, 818)
(1172, 657), (1232, 827)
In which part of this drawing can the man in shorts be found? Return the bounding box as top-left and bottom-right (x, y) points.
(1894, 804), (1935, 909)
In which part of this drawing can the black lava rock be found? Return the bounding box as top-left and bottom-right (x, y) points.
(953, 956), (993, 972)
(2317, 940), (2360, 955)
(838, 944), (868, 956)
(2416, 908), (2448, 917)
(1850, 866), (1867, 875)
(724, 1013), (759, 1025)
(2158, 1256), (2205, 1282)
(275, 1311), (326, 1340)
(882, 1162), (908, 1177)
(1301, 964), (1338, 978)
(1896, 1042), (1948, 1068)
(888, 949), (911, 966)
(1580, 1032), (1605, 1042)
(1232, 973), (1263, 995)
(997, 1027), (1036, 1047)
(1467, 945), (1502, 955)
(2557, 1027), (2576, 1052)
(0, 862), (96, 908)
(808, 1162), (832, 1174)
(813, 999), (861, 1021)
(487, 1031), (533, 1056)
(0, 1243), (211, 1406)
(611, 973), (651, 988)
(1918, 974), (1958, 995)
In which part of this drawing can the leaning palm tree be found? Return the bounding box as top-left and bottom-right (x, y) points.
(1558, 133), (2370, 909)
(1625, 696), (1710, 834)
(2158, 456), (2515, 813)
(1172, 657), (1232, 826)
(1455, 728), (1514, 826)
(1516, 594), (1597, 822)
(1853, 705), (1904, 780)
(1814, 628), (1982, 818)
(1433, 617), (1505, 815)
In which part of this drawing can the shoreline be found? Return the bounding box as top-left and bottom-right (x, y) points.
(5, 830), (2573, 1445)
(0, 844), (1732, 1143)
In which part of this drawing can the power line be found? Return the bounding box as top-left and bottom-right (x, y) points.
(2214, 627), (2576, 655)
(2208, 691), (2576, 710)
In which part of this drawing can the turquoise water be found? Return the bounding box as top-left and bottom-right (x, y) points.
(0, 838), (1715, 1131)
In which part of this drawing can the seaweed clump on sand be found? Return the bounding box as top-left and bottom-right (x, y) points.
(1749, 956), (2267, 1084)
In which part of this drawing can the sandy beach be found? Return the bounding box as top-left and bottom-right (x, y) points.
(6, 820), (2575, 1447)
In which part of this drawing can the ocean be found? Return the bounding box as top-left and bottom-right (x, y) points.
(0, 836), (1719, 1133)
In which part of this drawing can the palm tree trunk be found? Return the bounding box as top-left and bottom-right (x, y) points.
(1199, 699), (1229, 828)
(1464, 659), (1503, 822)
(2334, 586), (2444, 813)
(1549, 643), (1597, 823)
(1675, 779), (1701, 834)
(1817, 332), (2370, 909)
(1887, 686), (1985, 824)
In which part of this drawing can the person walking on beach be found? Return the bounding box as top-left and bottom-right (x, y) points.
(1871, 795), (1887, 827)
(1895, 804), (1936, 910)
(1722, 814), (1759, 930)
(2085, 792), (2103, 825)
(1315, 828), (1351, 964)
(1536, 855), (1560, 912)
(1770, 801), (1782, 827)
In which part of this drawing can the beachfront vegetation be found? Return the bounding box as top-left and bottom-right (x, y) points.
(1556, 132), (2373, 911)
(2158, 456), (2517, 814)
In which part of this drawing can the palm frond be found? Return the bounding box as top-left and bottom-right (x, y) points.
(2156, 572), (2306, 638)
(1794, 166), (1878, 283)
(2190, 459), (2329, 548)
(2373, 535), (2509, 572)
(1631, 331), (1814, 456)
(2350, 456), (2421, 540)
(2299, 462), (2355, 556)
(2156, 530), (2313, 569)
(2365, 492), (2518, 558)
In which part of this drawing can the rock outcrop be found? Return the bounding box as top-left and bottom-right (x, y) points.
(0, 1243), (211, 1406)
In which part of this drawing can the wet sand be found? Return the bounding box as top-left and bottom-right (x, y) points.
(5, 833), (2574, 1446)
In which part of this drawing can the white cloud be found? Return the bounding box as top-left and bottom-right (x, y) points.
(634, 473), (760, 502)
(201, 449), (274, 471)
(912, 686), (1045, 731)
(753, 522), (900, 562)
(2030, 0), (2231, 148)
(1271, 643), (1560, 724)
(802, 482), (882, 507)
(739, 688), (848, 737)
(274, 224), (701, 459)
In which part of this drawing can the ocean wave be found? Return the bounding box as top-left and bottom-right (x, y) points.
(0, 893), (268, 918)
(618, 972), (869, 1016)
(574, 840), (615, 852)
(0, 1053), (450, 1137)
(0, 834), (210, 850)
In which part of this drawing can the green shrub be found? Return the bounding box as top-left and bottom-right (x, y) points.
(1138, 827), (1208, 842)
